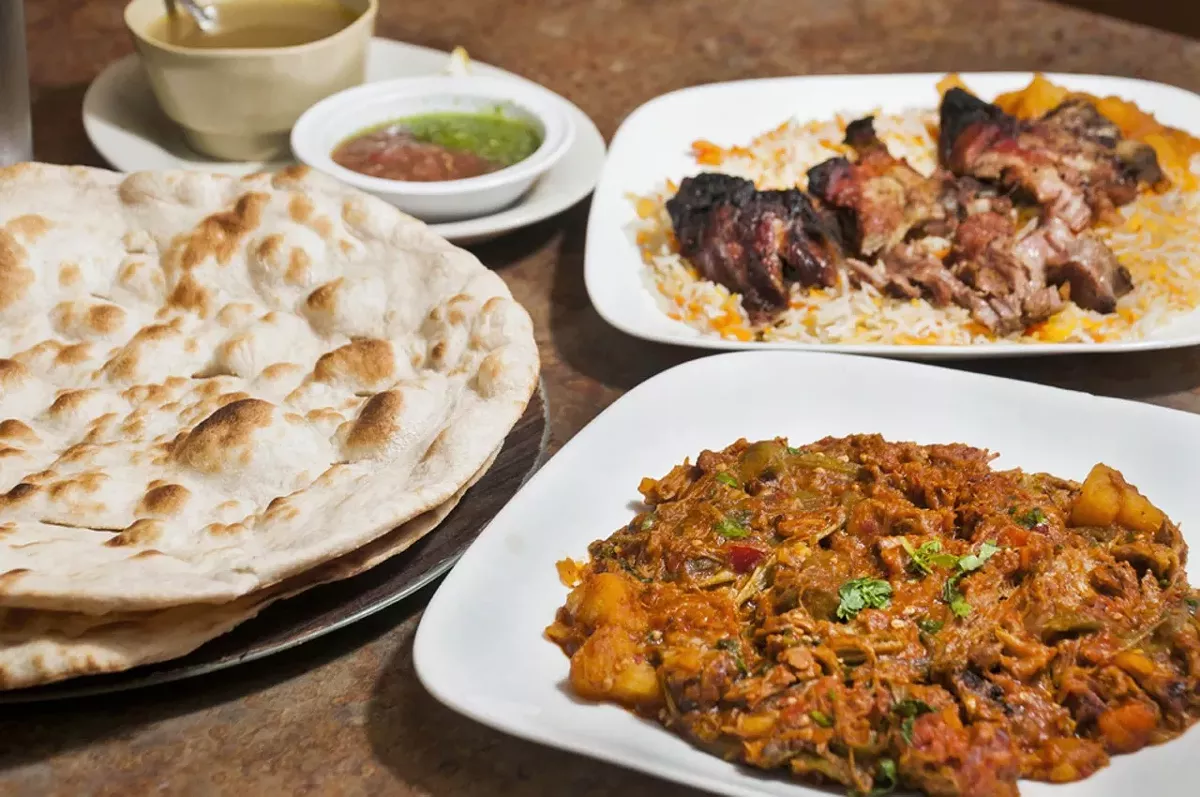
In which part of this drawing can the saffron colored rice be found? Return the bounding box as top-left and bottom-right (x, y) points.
(630, 110), (1200, 345)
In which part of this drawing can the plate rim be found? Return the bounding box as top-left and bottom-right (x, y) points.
(583, 70), (1200, 359)
(0, 381), (549, 704)
(80, 38), (607, 243)
(415, 349), (1200, 796)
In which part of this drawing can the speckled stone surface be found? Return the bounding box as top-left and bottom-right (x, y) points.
(4, 0), (1200, 794)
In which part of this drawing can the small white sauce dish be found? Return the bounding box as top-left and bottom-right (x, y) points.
(291, 75), (575, 222)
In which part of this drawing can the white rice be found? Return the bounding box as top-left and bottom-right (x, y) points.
(630, 109), (1200, 345)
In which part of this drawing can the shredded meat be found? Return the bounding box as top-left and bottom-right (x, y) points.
(548, 436), (1200, 797)
(665, 173), (846, 319)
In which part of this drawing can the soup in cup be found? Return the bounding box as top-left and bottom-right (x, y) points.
(123, 0), (377, 161)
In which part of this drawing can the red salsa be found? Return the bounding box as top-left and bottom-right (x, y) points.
(330, 111), (543, 182)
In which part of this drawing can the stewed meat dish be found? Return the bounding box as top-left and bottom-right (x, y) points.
(547, 435), (1199, 797)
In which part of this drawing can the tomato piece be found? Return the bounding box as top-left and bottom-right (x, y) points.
(997, 525), (1030, 548)
(727, 544), (766, 573)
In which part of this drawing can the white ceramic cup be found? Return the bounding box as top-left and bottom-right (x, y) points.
(124, 0), (377, 162)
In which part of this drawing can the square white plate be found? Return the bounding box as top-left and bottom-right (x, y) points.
(415, 350), (1200, 797)
(583, 72), (1200, 359)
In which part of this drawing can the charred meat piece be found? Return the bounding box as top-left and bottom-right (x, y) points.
(808, 118), (1057, 333)
(947, 183), (1065, 334)
(939, 88), (1092, 231)
(666, 173), (846, 318)
(807, 117), (952, 255)
(939, 89), (1139, 315)
(938, 88), (1015, 166)
(1039, 98), (1164, 188)
(939, 88), (1164, 230)
(1031, 101), (1159, 220)
(1013, 216), (1133, 313)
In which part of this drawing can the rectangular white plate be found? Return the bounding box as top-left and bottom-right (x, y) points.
(416, 350), (1200, 797)
(583, 72), (1200, 359)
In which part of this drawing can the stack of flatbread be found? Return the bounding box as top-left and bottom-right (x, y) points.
(0, 163), (538, 689)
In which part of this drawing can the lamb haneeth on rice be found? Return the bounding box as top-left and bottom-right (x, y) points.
(633, 76), (1200, 346)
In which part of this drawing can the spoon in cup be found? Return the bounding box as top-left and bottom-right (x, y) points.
(165, 0), (218, 34)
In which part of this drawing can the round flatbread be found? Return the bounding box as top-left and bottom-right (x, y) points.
(0, 164), (537, 613)
(0, 446), (499, 690)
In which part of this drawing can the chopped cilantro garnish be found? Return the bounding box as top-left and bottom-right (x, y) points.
(957, 540), (1001, 572)
(714, 510), (751, 539)
(867, 758), (898, 796)
(894, 699), (934, 743)
(786, 446), (802, 455)
(715, 637), (748, 674)
(1013, 506), (1048, 529)
(715, 471), (740, 488)
(639, 514), (655, 531)
(595, 541), (651, 583)
(939, 540), (1001, 618)
(943, 575), (972, 617)
(916, 617), (944, 635)
(1186, 596), (1200, 614)
(894, 698), (934, 717)
(902, 539), (958, 576)
(836, 577), (892, 621)
(809, 709), (834, 727)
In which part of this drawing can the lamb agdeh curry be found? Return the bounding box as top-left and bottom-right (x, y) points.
(547, 435), (1200, 797)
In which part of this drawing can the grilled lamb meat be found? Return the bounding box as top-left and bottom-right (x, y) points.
(939, 88), (1140, 314)
(666, 95), (1140, 331)
(949, 209), (1065, 333)
(939, 87), (1164, 230)
(1014, 217), (1133, 313)
(843, 238), (1006, 332)
(807, 117), (953, 255)
(666, 173), (846, 318)
(939, 88), (1092, 230)
(807, 119), (1056, 333)
(1039, 98), (1164, 188)
(946, 195), (1129, 320)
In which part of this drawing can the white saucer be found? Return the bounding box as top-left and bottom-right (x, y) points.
(82, 38), (607, 244)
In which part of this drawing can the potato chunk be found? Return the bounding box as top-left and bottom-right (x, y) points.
(1097, 702), (1158, 754)
(1070, 464), (1165, 534)
(566, 572), (645, 632)
(569, 625), (661, 708)
(1117, 488), (1166, 535)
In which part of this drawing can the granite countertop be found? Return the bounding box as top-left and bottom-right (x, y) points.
(5, 0), (1200, 794)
